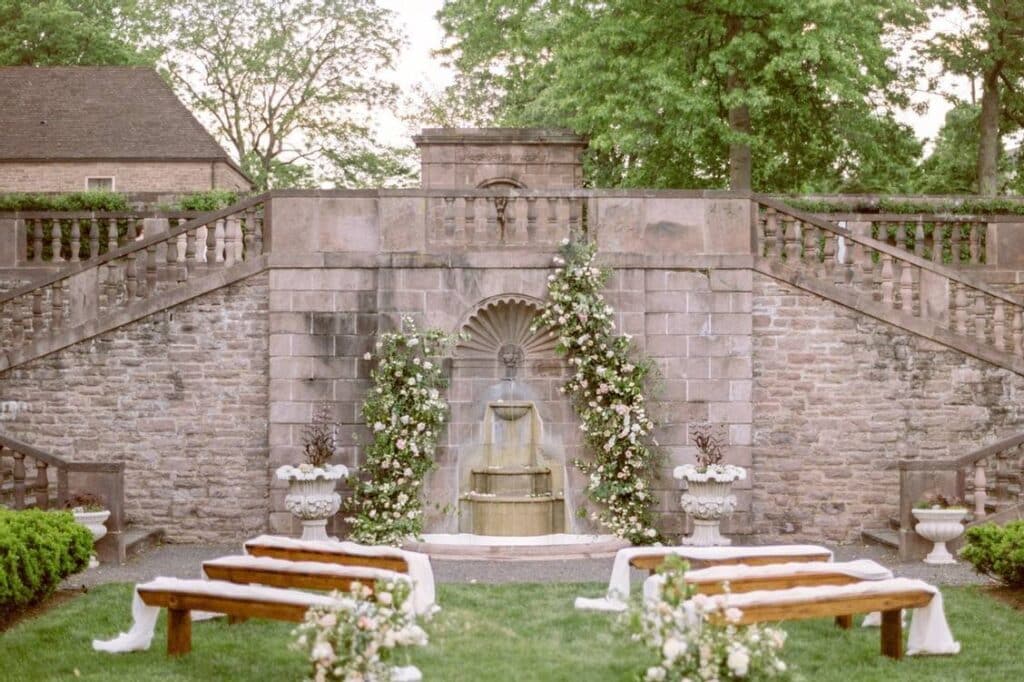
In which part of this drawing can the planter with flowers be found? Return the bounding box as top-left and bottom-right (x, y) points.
(277, 404), (349, 542)
(65, 492), (109, 567)
(912, 493), (967, 565)
(673, 423), (746, 546)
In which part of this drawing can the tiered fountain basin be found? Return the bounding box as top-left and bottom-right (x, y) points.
(462, 465), (565, 536)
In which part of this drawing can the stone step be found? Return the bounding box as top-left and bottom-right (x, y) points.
(888, 515), (900, 531)
(123, 526), (165, 559)
(861, 528), (899, 549)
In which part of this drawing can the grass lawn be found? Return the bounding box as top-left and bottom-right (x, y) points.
(1, 582), (1021, 681)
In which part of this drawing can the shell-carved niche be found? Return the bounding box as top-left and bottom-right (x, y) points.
(457, 295), (557, 378)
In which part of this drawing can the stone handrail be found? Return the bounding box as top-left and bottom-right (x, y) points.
(755, 198), (1024, 368)
(0, 210), (203, 267)
(0, 195), (268, 352)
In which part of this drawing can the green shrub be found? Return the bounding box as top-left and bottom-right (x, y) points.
(961, 520), (1024, 587)
(0, 192), (130, 212)
(176, 190), (239, 212)
(0, 509), (92, 623)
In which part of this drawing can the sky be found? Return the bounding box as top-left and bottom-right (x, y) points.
(379, 2), (973, 150)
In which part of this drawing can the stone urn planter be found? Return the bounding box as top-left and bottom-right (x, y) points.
(276, 464), (349, 541)
(71, 509), (109, 568)
(674, 464), (747, 546)
(912, 507), (967, 564)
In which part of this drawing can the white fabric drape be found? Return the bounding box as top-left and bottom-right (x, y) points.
(575, 544), (833, 612)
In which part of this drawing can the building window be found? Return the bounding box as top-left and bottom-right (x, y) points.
(85, 177), (115, 191)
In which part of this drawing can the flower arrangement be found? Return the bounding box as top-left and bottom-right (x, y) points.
(534, 238), (660, 544)
(277, 403), (350, 482)
(64, 492), (106, 513)
(633, 555), (790, 681)
(291, 579), (428, 682)
(674, 423), (746, 484)
(914, 492), (967, 510)
(345, 317), (453, 546)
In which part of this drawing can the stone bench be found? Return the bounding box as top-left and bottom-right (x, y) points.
(703, 579), (938, 659)
(136, 578), (339, 656)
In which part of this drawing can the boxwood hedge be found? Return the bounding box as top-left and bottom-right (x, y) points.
(961, 520), (1024, 588)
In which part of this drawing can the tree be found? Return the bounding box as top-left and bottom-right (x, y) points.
(927, 1), (1024, 195)
(0, 0), (153, 65)
(916, 104), (982, 193)
(158, 0), (410, 190)
(436, 0), (924, 193)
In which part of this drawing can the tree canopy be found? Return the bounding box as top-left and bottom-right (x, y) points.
(437, 0), (926, 193)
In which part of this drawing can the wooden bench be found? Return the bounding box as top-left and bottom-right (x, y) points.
(629, 548), (833, 573)
(136, 578), (338, 656)
(706, 583), (935, 659)
(243, 538), (409, 574)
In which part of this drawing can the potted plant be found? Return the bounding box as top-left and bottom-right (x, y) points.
(912, 493), (968, 565)
(65, 492), (109, 567)
(673, 423), (747, 546)
(276, 404), (349, 541)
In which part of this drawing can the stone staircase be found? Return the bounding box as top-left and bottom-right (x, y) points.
(0, 195), (269, 372)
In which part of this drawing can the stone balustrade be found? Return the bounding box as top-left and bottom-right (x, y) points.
(0, 198), (266, 357)
(0, 430), (125, 561)
(426, 192), (586, 247)
(756, 199), (1024, 371)
(817, 213), (997, 266)
(1, 211), (201, 267)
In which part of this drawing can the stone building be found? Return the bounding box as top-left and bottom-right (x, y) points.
(1, 128), (1022, 559)
(0, 67), (252, 194)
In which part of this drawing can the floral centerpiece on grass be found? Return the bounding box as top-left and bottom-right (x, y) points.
(277, 403), (349, 541)
(534, 238), (660, 544)
(673, 423), (746, 546)
(345, 317), (453, 546)
(633, 555), (789, 681)
(291, 578), (428, 681)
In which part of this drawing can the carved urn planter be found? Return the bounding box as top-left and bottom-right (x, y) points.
(674, 465), (747, 546)
(71, 509), (110, 568)
(276, 464), (349, 542)
(912, 508), (967, 564)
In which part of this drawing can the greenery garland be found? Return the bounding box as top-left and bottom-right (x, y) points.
(534, 239), (660, 544)
(345, 318), (453, 546)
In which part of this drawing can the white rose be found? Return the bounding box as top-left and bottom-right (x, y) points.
(661, 637), (686, 662)
(727, 648), (750, 677)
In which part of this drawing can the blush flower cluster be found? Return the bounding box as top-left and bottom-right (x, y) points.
(291, 579), (428, 681)
(533, 238), (659, 544)
(345, 317), (453, 546)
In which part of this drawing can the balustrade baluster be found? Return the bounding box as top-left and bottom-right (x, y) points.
(224, 219), (237, 267)
(895, 221), (907, 251)
(994, 301), (1006, 351)
(823, 232), (837, 281)
(898, 263), (914, 313)
(969, 223), (980, 264)
(51, 279), (63, 329)
(243, 210), (256, 258)
(32, 289), (43, 335)
(70, 220), (81, 262)
(526, 197), (538, 242)
(185, 229), (197, 277)
(974, 294), (986, 344)
(914, 220), (925, 257)
(880, 253), (895, 306)
(146, 244), (158, 295)
(443, 197), (456, 237)
(166, 230), (180, 283)
(206, 220), (218, 265)
(954, 283), (968, 335)
(464, 197), (476, 243)
(126, 257), (138, 299)
(763, 207), (777, 257)
(974, 459), (988, 519)
(50, 220), (63, 262)
(1013, 310), (1023, 356)
(108, 219), (119, 254)
(215, 219), (226, 262)
(782, 216), (799, 262)
(89, 218), (99, 260)
(105, 261), (119, 310)
(950, 223), (962, 265)
(35, 461), (48, 509)
(32, 219), (43, 263)
(801, 223), (816, 267)
(12, 452), (25, 508)
(931, 223), (943, 263)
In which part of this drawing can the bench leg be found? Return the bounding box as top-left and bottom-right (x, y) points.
(834, 614), (853, 630)
(880, 609), (902, 660)
(167, 608), (192, 656)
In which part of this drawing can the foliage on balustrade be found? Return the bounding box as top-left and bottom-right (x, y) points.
(345, 318), (455, 546)
(0, 508), (92, 626)
(0, 191), (129, 212)
(534, 238), (660, 544)
(786, 197), (1024, 216)
(169, 190), (240, 212)
(961, 521), (1024, 588)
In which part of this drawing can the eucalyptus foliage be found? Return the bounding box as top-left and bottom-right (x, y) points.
(345, 319), (453, 546)
(534, 239), (659, 544)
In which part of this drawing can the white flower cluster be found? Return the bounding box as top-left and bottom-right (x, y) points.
(634, 557), (789, 681)
(534, 239), (659, 543)
(673, 464), (747, 484)
(291, 579), (428, 682)
(276, 464), (350, 482)
(346, 317), (454, 546)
